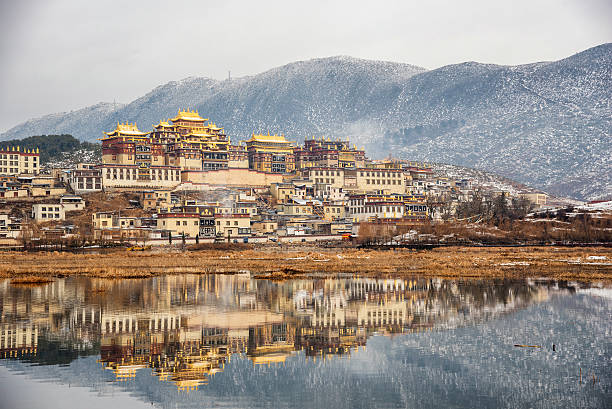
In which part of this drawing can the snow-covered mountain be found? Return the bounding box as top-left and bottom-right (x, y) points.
(3, 102), (125, 141)
(1, 45), (610, 200)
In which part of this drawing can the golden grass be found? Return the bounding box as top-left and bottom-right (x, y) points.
(0, 247), (609, 282)
(10, 276), (55, 286)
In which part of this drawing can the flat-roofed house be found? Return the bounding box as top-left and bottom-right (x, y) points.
(60, 195), (85, 212)
(156, 213), (200, 237)
(32, 203), (65, 222)
(215, 214), (251, 238)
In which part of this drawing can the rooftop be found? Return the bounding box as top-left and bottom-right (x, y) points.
(104, 122), (148, 137)
(246, 133), (292, 144)
(153, 120), (172, 128)
(171, 109), (207, 122)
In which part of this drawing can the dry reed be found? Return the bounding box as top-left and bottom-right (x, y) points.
(0, 246), (609, 282)
(10, 276), (54, 285)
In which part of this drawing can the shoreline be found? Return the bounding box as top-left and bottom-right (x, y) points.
(1, 246), (610, 283)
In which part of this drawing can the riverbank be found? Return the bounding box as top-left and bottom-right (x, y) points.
(1, 246), (610, 283)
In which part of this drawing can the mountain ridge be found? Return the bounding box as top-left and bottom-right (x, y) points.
(1, 44), (610, 201)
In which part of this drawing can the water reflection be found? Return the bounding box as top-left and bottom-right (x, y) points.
(1, 276), (545, 387)
(0, 275), (609, 408)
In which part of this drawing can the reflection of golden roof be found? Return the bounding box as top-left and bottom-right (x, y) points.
(247, 133), (292, 144)
(186, 361), (212, 369)
(104, 122), (148, 137)
(250, 352), (291, 365)
(105, 363), (148, 379)
(171, 109), (207, 122)
(175, 379), (205, 392)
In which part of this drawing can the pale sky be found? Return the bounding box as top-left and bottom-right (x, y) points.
(0, 0), (610, 133)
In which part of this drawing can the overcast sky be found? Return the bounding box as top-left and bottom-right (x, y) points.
(0, 0), (610, 133)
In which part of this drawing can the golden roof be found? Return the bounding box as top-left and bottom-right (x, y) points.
(154, 120), (172, 128)
(246, 132), (292, 144)
(104, 121), (148, 137)
(171, 109), (207, 122)
(0, 146), (39, 154)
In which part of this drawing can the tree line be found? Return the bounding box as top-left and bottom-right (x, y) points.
(0, 134), (100, 163)
(455, 192), (533, 225)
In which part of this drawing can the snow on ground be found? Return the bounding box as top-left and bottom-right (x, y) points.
(577, 200), (612, 212)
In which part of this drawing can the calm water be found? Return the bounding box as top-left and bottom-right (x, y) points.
(0, 275), (610, 409)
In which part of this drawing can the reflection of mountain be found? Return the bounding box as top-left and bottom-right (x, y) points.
(1, 275), (549, 390)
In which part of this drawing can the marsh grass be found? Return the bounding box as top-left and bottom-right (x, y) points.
(10, 276), (54, 285)
(0, 247), (609, 282)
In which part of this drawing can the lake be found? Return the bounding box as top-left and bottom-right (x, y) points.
(0, 275), (610, 408)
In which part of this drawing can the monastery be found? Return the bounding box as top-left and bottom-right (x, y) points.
(0, 107), (548, 245)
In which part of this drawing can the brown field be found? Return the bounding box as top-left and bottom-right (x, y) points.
(0, 246), (610, 282)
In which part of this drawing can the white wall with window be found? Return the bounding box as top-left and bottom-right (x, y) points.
(32, 204), (65, 222)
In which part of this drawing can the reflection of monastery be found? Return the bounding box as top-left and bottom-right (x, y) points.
(0, 276), (549, 391)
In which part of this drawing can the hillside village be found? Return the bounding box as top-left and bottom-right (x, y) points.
(0, 108), (606, 249)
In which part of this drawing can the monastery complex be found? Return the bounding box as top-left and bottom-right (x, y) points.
(0, 109), (548, 244)
(98, 109), (370, 190)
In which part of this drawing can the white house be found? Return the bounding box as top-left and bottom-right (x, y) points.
(32, 204), (65, 222)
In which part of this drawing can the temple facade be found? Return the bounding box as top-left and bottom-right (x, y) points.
(102, 110), (231, 173)
(227, 144), (249, 168)
(99, 110), (239, 189)
(100, 122), (181, 189)
(151, 110), (230, 171)
(0, 146), (39, 175)
(245, 133), (295, 173)
(294, 136), (366, 169)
